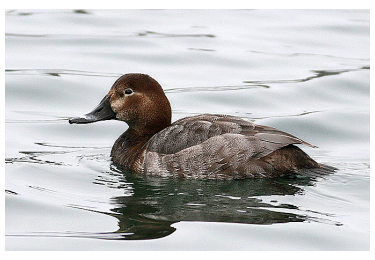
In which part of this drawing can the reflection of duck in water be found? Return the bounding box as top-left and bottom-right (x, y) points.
(70, 73), (336, 179)
(86, 169), (339, 240)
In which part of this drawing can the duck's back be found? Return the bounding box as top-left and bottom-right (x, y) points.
(142, 114), (325, 179)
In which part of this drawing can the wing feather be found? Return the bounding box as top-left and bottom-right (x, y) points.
(146, 114), (315, 159)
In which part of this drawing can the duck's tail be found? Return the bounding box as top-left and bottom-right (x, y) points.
(297, 163), (338, 177)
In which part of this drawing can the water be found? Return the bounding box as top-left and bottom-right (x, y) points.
(5, 9), (370, 250)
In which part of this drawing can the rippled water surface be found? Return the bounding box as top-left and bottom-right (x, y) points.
(5, 9), (369, 250)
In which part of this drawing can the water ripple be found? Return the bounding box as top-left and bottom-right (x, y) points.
(243, 66), (369, 87)
(5, 9), (91, 16)
(5, 30), (215, 39)
(5, 69), (121, 78)
(250, 50), (370, 62)
(165, 84), (268, 93)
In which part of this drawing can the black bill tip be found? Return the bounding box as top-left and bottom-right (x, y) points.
(68, 95), (116, 125)
(69, 116), (94, 124)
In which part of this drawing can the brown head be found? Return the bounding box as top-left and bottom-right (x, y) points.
(69, 73), (172, 137)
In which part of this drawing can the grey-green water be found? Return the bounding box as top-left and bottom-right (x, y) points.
(5, 9), (369, 250)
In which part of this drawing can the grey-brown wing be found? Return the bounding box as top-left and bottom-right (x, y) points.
(146, 114), (315, 157)
(147, 114), (252, 154)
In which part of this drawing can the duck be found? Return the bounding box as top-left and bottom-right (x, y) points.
(69, 73), (335, 179)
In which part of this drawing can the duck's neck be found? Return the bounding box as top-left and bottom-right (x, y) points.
(110, 128), (157, 173)
(110, 102), (172, 171)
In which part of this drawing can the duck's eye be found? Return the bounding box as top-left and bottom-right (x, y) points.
(124, 88), (133, 95)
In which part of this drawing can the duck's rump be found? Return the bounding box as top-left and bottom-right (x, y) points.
(143, 114), (331, 179)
